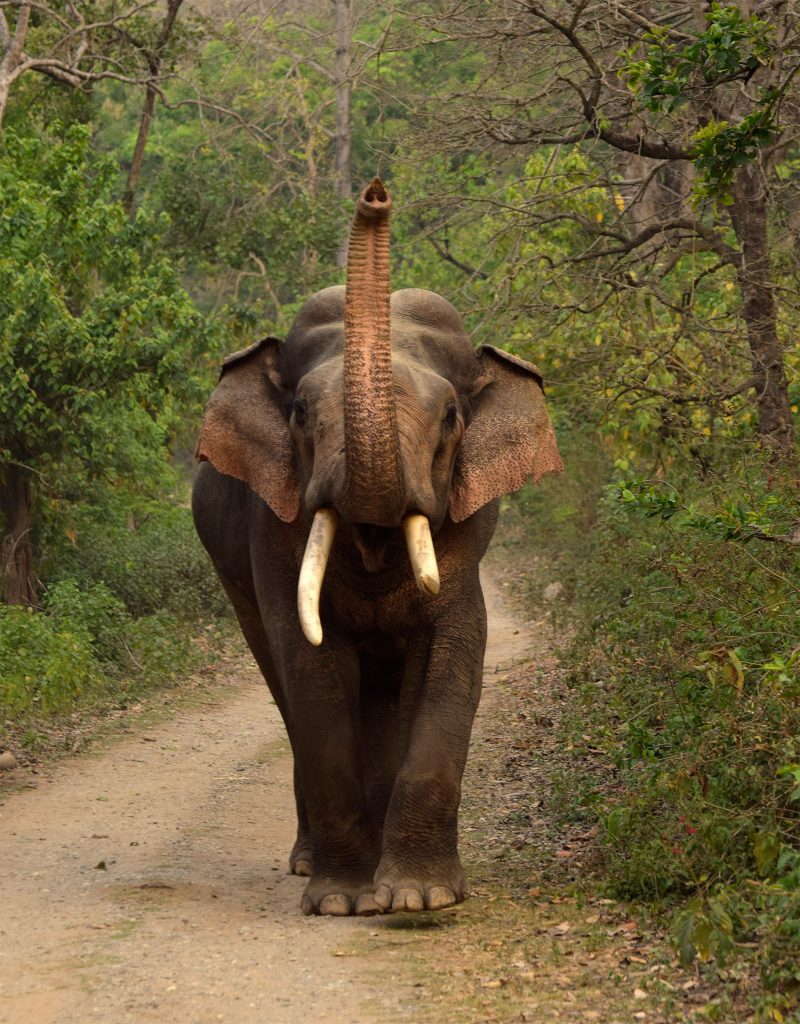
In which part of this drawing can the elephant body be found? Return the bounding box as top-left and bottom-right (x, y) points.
(193, 182), (560, 916)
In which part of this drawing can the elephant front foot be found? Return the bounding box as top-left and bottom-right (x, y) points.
(289, 835), (313, 877)
(301, 873), (382, 917)
(373, 855), (467, 913)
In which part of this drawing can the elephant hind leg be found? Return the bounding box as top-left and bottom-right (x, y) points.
(214, 576), (313, 877)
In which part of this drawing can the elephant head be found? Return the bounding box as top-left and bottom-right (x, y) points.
(196, 178), (562, 644)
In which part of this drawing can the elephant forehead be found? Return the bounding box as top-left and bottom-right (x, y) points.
(281, 322), (344, 387)
(296, 355), (453, 413)
(392, 357), (455, 418)
(281, 286), (480, 391)
(390, 288), (467, 333)
(296, 356), (345, 403)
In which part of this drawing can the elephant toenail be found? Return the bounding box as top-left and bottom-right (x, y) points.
(374, 885), (392, 910)
(355, 893), (382, 916)
(393, 888), (424, 912)
(319, 893), (352, 916)
(427, 885), (456, 910)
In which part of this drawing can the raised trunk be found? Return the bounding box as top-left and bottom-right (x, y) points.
(1, 464), (36, 606)
(342, 178), (405, 523)
(729, 163), (796, 462)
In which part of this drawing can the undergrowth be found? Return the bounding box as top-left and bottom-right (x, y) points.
(0, 490), (230, 751)
(510, 431), (800, 1021)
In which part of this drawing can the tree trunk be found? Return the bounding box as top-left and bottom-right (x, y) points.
(124, 84), (158, 216)
(1, 464), (36, 606)
(0, 2), (31, 134)
(334, 0), (353, 268)
(729, 163), (796, 462)
(0, 73), (11, 130)
(123, 0), (184, 216)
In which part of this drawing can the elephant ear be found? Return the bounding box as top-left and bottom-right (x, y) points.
(449, 345), (563, 523)
(196, 336), (300, 523)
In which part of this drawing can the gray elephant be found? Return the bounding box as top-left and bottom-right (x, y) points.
(192, 179), (561, 916)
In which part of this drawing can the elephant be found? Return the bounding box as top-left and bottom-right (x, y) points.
(192, 178), (562, 916)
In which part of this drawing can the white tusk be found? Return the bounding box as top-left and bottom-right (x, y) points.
(298, 508), (339, 646)
(402, 514), (440, 596)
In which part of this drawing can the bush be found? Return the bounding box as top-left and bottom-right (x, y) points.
(45, 579), (128, 664)
(45, 495), (229, 620)
(509, 433), (800, 1011)
(0, 478), (231, 736)
(120, 610), (201, 687)
(0, 604), (101, 716)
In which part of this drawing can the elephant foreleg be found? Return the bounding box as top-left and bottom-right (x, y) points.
(275, 636), (384, 916)
(373, 596), (486, 912)
(212, 575), (316, 877)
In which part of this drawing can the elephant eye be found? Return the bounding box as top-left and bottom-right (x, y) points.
(292, 396), (308, 428)
(442, 402), (458, 435)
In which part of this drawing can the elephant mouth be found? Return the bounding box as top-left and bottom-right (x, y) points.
(297, 510), (441, 646)
(351, 523), (398, 573)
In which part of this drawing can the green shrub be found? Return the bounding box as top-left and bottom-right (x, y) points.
(45, 579), (128, 664)
(121, 610), (201, 686)
(0, 604), (101, 716)
(46, 496), (229, 620)
(509, 434), (800, 1011)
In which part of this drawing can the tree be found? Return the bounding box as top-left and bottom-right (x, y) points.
(0, 125), (215, 605)
(0, 1), (188, 132)
(407, 1), (799, 461)
(104, 1), (399, 322)
(123, 0), (185, 215)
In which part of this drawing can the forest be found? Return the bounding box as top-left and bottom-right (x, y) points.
(1, 1), (799, 1019)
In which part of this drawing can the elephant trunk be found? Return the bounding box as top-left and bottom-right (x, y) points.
(296, 180), (441, 646)
(341, 177), (405, 523)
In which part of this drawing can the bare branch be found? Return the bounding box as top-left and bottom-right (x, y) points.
(427, 234), (489, 280)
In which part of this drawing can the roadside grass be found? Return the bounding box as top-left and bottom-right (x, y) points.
(500, 431), (800, 1021)
(0, 496), (234, 763)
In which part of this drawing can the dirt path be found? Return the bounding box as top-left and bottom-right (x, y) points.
(0, 564), (701, 1024)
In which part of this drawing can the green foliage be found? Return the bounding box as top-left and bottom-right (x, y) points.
(624, 5), (772, 112)
(0, 575), (212, 722)
(622, 4), (778, 200)
(614, 478), (797, 543)
(45, 579), (128, 663)
(0, 603), (101, 716)
(45, 489), (230, 620)
(516, 436), (800, 1010)
(0, 123), (216, 475)
(0, 478), (233, 726)
(691, 105), (778, 202)
(0, 480), (227, 722)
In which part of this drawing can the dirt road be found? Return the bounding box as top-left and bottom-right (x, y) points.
(0, 571), (535, 1024)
